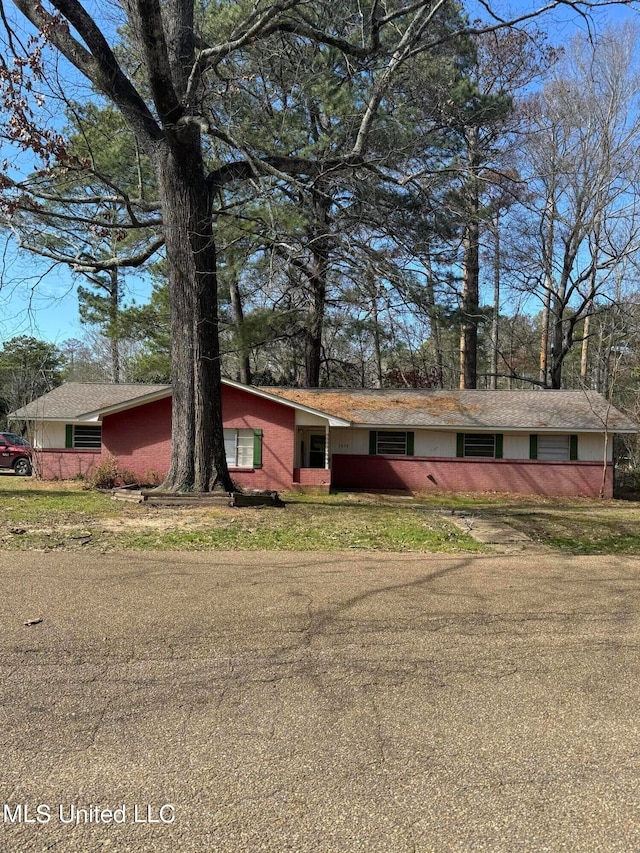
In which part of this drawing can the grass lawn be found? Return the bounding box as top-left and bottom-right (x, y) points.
(0, 475), (480, 553)
(481, 500), (640, 555)
(398, 489), (640, 555)
(2, 474), (640, 554)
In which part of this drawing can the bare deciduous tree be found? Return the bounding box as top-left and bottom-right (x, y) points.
(520, 24), (640, 388)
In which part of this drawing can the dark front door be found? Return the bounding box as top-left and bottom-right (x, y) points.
(309, 433), (326, 468)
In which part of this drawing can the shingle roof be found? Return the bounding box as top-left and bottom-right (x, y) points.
(10, 382), (170, 421)
(10, 381), (638, 433)
(264, 388), (638, 432)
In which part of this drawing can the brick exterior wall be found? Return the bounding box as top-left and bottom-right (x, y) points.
(331, 454), (613, 498)
(36, 449), (103, 480)
(100, 387), (296, 490)
(291, 467), (331, 494)
(293, 467), (331, 486)
(102, 397), (173, 482)
(223, 385), (295, 491)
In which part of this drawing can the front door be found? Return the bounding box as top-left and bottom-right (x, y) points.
(308, 433), (326, 468)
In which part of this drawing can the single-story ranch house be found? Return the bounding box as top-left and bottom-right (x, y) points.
(10, 380), (637, 497)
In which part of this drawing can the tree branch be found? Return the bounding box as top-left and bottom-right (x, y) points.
(11, 228), (165, 271)
(123, 0), (183, 124)
(11, 0), (162, 143)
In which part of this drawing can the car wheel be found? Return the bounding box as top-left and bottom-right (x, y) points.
(13, 458), (32, 477)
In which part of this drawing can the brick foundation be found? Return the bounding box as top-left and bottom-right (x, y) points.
(36, 449), (103, 480)
(293, 467), (331, 485)
(331, 454), (613, 498)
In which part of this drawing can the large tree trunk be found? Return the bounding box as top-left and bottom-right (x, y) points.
(424, 249), (444, 389)
(539, 285), (551, 386)
(580, 223), (600, 386)
(539, 193), (555, 388)
(305, 259), (326, 387)
(155, 134), (234, 492)
(372, 296), (384, 389)
(550, 310), (564, 390)
(489, 219), (500, 390)
(549, 262), (571, 389)
(580, 311), (591, 383)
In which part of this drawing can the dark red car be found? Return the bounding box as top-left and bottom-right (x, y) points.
(0, 432), (32, 476)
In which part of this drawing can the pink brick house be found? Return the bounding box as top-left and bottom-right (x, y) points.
(11, 381), (637, 497)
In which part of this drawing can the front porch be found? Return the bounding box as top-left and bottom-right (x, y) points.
(292, 424), (331, 491)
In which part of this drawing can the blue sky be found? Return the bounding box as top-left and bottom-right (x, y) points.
(0, 0), (638, 349)
(0, 239), (152, 348)
(1, 242), (83, 346)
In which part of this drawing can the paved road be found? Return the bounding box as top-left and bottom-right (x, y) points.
(0, 551), (638, 852)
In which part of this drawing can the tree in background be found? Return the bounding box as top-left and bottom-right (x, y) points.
(119, 276), (172, 382)
(0, 336), (65, 427)
(3, 102), (162, 383)
(442, 26), (556, 389)
(517, 25), (640, 389)
(1, 0), (639, 462)
(2, 0), (483, 490)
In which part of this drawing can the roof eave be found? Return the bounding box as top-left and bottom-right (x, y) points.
(224, 379), (352, 426)
(352, 423), (638, 433)
(84, 387), (172, 420)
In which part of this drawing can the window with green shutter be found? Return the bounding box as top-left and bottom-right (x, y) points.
(531, 435), (578, 461)
(223, 428), (255, 468)
(253, 429), (263, 468)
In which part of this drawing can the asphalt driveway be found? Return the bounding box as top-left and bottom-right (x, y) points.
(1, 551), (638, 852)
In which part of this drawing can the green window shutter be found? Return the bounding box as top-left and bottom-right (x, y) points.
(569, 434), (578, 461)
(253, 429), (263, 468)
(406, 432), (414, 456)
(495, 434), (503, 459)
(65, 425), (73, 448)
(369, 431), (377, 455)
(456, 433), (464, 458)
(529, 434), (538, 460)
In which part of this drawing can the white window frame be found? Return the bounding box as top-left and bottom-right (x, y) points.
(463, 433), (496, 458)
(224, 428), (254, 468)
(376, 431), (409, 455)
